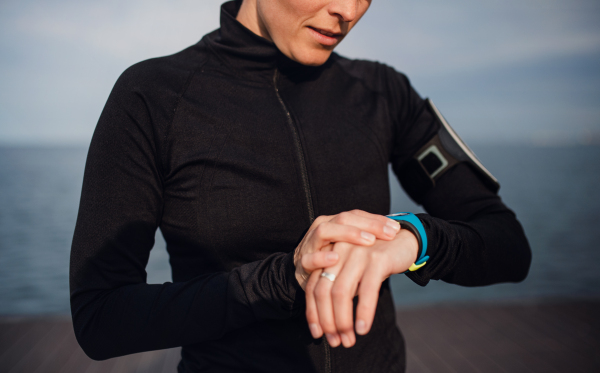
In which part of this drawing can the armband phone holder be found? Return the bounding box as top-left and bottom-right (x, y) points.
(396, 99), (500, 204)
(387, 213), (429, 272)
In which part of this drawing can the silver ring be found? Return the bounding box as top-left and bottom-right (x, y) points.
(320, 272), (336, 282)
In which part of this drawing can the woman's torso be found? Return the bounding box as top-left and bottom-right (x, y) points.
(149, 3), (413, 371)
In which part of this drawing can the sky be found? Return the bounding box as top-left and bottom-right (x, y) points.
(0, 0), (599, 145)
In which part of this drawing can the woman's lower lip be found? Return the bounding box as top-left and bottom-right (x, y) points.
(307, 27), (341, 46)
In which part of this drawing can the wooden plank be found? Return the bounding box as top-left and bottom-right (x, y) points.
(0, 319), (51, 371)
(396, 300), (600, 373)
(160, 347), (181, 373)
(56, 320), (95, 373)
(1, 300), (598, 372)
(20, 321), (72, 373)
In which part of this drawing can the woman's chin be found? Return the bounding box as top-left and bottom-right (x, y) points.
(288, 47), (334, 66)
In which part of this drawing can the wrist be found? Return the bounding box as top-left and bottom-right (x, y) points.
(397, 229), (419, 265)
(286, 250), (306, 294)
(387, 212), (429, 273)
(295, 267), (309, 290)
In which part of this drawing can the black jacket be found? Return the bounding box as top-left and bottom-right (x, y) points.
(70, 1), (531, 372)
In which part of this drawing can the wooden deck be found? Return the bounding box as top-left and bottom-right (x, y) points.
(1, 299), (598, 372)
(396, 299), (600, 373)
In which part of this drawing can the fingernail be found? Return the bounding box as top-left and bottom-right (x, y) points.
(325, 333), (336, 345)
(387, 220), (401, 231)
(383, 225), (396, 236)
(356, 319), (367, 335)
(326, 252), (339, 261)
(340, 333), (350, 347)
(309, 323), (320, 338)
(361, 231), (375, 242)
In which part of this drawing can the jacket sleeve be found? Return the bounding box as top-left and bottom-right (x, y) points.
(69, 67), (303, 361)
(387, 70), (531, 287)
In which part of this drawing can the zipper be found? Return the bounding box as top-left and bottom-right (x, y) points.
(323, 337), (331, 373)
(272, 70), (315, 223)
(273, 69), (331, 373)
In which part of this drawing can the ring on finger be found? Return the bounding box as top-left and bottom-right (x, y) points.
(320, 272), (337, 282)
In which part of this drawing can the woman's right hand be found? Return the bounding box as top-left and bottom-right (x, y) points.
(294, 210), (401, 290)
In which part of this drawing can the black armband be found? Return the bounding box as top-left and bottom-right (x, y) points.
(398, 99), (500, 203)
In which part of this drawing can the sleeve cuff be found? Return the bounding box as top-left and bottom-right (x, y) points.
(405, 214), (485, 286)
(283, 250), (306, 315)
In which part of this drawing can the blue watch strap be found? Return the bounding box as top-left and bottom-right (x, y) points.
(387, 212), (429, 270)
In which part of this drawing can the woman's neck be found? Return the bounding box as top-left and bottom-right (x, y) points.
(236, 0), (273, 42)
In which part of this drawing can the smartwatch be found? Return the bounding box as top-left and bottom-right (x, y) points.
(387, 212), (429, 272)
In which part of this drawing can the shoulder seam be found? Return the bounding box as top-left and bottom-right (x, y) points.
(163, 54), (210, 145)
(332, 57), (395, 162)
(333, 57), (389, 98)
(155, 51), (210, 227)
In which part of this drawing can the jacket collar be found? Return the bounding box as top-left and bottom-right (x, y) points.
(204, 0), (322, 84)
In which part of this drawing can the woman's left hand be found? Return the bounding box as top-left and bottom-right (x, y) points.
(304, 228), (419, 348)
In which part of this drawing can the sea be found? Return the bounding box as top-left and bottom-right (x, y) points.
(0, 144), (599, 315)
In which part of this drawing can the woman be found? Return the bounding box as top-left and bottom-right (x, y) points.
(70, 0), (531, 372)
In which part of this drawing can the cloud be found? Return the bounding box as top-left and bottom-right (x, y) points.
(0, 0), (225, 144)
(338, 0), (600, 75)
(5, 0), (224, 62)
(0, 0), (599, 144)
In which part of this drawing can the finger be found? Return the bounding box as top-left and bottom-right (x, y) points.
(314, 270), (341, 347)
(301, 251), (340, 273)
(294, 215), (334, 257)
(311, 214), (334, 226)
(347, 209), (399, 225)
(355, 261), (386, 336)
(305, 244), (335, 338)
(312, 242), (354, 347)
(347, 209), (402, 229)
(330, 248), (369, 348)
(305, 269), (323, 339)
(330, 211), (400, 241)
(307, 222), (376, 254)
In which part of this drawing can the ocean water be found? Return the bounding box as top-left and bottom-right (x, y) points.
(0, 145), (599, 314)
(389, 145), (600, 306)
